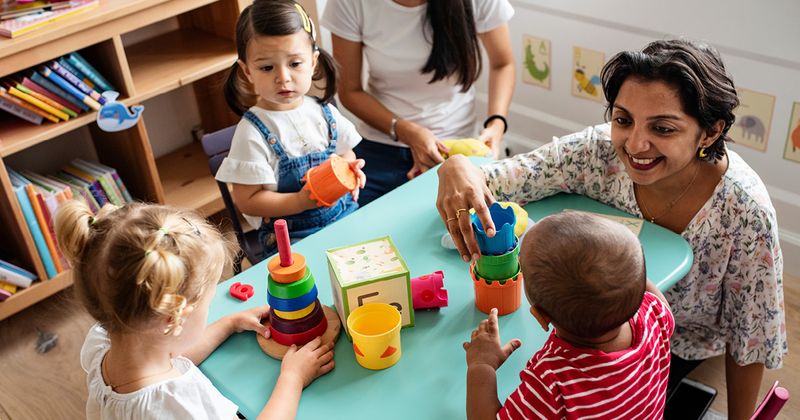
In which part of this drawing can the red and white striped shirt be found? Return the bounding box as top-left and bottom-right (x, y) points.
(498, 292), (675, 420)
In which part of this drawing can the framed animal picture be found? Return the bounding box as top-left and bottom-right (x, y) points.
(730, 88), (775, 152)
(785, 102), (800, 163)
(522, 35), (551, 89)
(571, 46), (604, 103)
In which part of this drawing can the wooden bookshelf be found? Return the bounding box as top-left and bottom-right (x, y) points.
(0, 0), (243, 321)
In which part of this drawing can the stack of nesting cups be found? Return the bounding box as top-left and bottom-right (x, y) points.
(469, 202), (523, 315)
(302, 155), (357, 207)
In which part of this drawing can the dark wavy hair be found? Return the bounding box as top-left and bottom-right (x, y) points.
(224, 0), (336, 116)
(421, 0), (482, 92)
(601, 39), (739, 162)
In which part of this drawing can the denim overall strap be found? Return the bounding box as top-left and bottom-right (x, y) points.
(243, 111), (288, 159)
(250, 104), (357, 258)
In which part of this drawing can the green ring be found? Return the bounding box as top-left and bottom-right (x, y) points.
(268, 269), (315, 300)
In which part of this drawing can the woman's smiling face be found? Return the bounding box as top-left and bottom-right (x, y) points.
(610, 77), (712, 187)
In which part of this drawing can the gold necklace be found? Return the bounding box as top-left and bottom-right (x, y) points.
(102, 354), (174, 391)
(636, 164), (700, 223)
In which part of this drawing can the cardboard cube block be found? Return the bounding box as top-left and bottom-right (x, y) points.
(327, 236), (414, 336)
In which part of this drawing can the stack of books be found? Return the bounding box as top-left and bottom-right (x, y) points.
(0, 258), (36, 302)
(0, 50), (114, 125)
(0, 0), (99, 38)
(7, 159), (132, 281)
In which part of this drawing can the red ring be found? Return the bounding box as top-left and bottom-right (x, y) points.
(269, 316), (328, 346)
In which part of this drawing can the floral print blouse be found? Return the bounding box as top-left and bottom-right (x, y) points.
(482, 124), (786, 368)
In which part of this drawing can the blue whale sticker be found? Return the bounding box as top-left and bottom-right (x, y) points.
(96, 91), (143, 132)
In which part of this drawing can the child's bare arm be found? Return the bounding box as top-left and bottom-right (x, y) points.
(232, 183), (317, 219)
(184, 306), (270, 365)
(464, 308), (522, 420)
(645, 279), (671, 311)
(257, 337), (335, 420)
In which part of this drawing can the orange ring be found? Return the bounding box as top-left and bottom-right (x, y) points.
(267, 253), (306, 283)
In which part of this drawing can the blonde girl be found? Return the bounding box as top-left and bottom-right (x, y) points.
(56, 200), (334, 420)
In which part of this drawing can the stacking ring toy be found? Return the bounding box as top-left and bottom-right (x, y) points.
(267, 284), (318, 312)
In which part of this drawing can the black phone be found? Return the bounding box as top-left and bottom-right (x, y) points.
(664, 378), (717, 420)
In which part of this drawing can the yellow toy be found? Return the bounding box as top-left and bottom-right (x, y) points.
(440, 138), (492, 159)
(470, 202), (528, 237)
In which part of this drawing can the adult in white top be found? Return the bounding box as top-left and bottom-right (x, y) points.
(322, 0), (515, 205)
(436, 39), (786, 419)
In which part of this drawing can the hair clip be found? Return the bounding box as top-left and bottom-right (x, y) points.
(144, 249), (153, 257)
(88, 216), (96, 225)
(181, 217), (202, 236)
(294, 3), (316, 41)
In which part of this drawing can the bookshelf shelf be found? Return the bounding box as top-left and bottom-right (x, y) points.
(0, 270), (72, 321)
(157, 142), (224, 217)
(127, 28), (237, 103)
(0, 0), (243, 321)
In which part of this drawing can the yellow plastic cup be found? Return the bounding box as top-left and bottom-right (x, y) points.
(347, 303), (402, 370)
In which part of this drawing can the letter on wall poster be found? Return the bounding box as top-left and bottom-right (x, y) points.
(784, 102), (800, 163)
(730, 88), (775, 153)
(571, 46), (604, 103)
(522, 35), (551, 89)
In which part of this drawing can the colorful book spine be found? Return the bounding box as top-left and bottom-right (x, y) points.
(49, 61), (105, 105)
(14, 83), (72, 120)
(0, 266), (32, 288)
(8, 171), (56, 279)
(39, 66), (100, 111)
(0, 280), (17, 294)
(7, 85), (65, 121)
(72, 159), (123, 205)
(66, 52), (114, 92)
(0, 93), (43, 124)
(30, 71), (88, 112)
(85, 160), (132, 203)
(0, 86), (58, 123)
(25, 184), (63, 273)
(22, 77), (80, 115)
(0, 288), (11, 302)
(0, 259), (36, 287)
(57, 57), (94, 89)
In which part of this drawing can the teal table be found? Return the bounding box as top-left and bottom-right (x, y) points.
(200, 166), (693, 419)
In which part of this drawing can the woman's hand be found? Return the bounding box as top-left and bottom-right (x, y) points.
(478, 120), (505, 159)
(348, 158), (367, 202)
(436, 155), (496, 262)
(397, 119), (449, 179)
(464, 308), (521, 370)
(280, 337), (335, 388)
(227, 305), (271, 338)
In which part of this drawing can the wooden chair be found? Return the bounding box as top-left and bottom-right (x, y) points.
(201, 126), (265, 274)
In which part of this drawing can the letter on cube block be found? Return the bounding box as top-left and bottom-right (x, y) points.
(326, 236), (414, 337)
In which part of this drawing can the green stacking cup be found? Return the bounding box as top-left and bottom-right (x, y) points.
(475, 241), (520, 281)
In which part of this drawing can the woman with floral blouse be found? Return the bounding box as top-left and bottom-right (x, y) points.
(437, 39), (785, 419)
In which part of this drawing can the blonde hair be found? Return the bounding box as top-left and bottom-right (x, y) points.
(55, 200), (235, 334)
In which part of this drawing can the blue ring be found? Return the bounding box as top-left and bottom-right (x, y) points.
(267, 284), (318, 311)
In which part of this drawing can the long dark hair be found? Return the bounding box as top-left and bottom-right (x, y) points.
(421, 0), (482, 92)
(224, 0), (337, 116)
(601, 39), (739, 162)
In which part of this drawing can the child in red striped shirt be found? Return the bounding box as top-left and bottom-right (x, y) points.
(464, 212), (675, 420)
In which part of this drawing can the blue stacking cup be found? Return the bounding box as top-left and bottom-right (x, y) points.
(471, 202), (517, 255)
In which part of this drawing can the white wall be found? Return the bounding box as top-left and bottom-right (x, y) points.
(471, 0), (800, 275)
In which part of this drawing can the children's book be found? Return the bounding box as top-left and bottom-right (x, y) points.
(57, 168), (106, 207)
(39, 66), (100, 110)
(48, 61), (105, 104)
(72, 159), (123, 205)
(29, 70), (88, 112)
(13, 83), (70, 120)
(0, 279), (18, 301)
(0, 0), (99, 38)
(56, 56), (94, 89)
(25, 183), (62, 273)
(0, 85), (52, 122)
(77, 159), (132, 203)
(0, 85), (59, 122)
(21, 76), (79, 115)
(50, 172), (98, 213)
(0, 264), (33, 288)
(0, 1), (73, 20)
(7, 169), (56, 278)
(65, 51), (113, 92)
(0, 92), (43, 124)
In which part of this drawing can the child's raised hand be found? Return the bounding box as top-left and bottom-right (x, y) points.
(463, 308), (521, 370)
(348, 159), (366, 202)
(281, 337), (335, 388)
(227, 305), (271, 338)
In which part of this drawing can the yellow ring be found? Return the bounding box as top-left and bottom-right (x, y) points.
(456, 208), (469, 218)
(273, 301), (316, 320)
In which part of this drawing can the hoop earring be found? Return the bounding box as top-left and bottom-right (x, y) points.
(697, 147), (708, 158)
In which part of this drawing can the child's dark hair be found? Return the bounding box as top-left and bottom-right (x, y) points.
(422, 0), (482, 92)
(601, 39), (739, 162)
(224, 0), (336, 116)
(520, 212), (647, 338)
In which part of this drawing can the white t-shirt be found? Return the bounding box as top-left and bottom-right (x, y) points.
(216, 98), (361, 228)
(322, 0), (514, 146)
(80, 324), (238, 420)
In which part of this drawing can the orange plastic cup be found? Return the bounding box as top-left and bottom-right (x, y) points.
(470, 262), (522, 315)
(302, 155), (357, 207)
